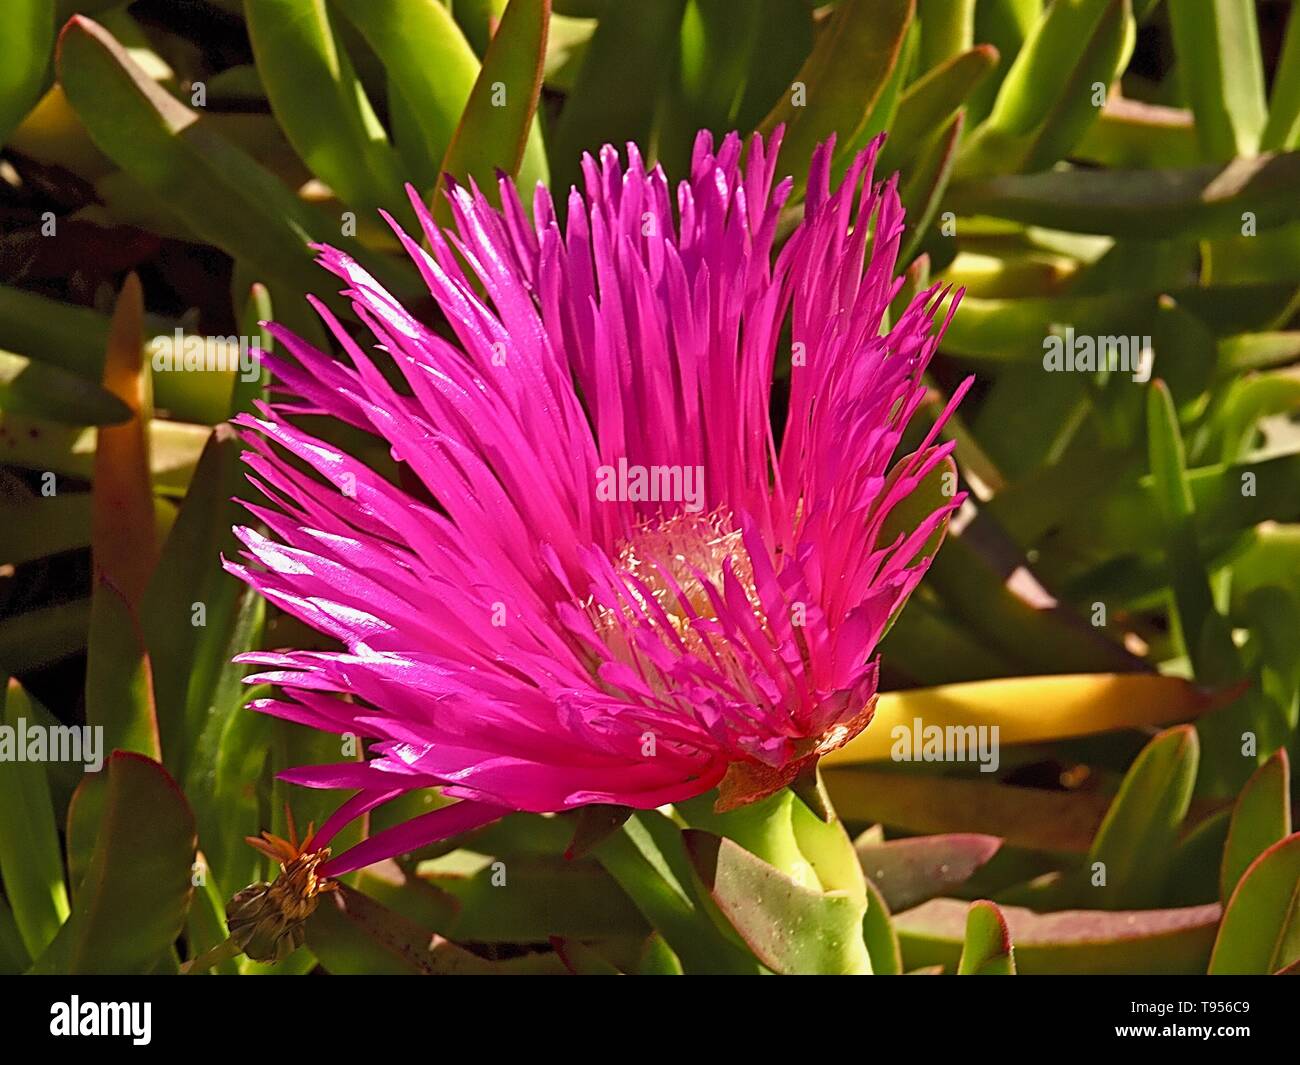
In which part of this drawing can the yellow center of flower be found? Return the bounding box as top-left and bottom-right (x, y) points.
(594, 509), (765, 664)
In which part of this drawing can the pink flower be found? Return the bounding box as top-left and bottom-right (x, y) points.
(227, 129), (969, 875)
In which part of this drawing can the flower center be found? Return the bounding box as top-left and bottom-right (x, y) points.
(595, 509), (764, 662)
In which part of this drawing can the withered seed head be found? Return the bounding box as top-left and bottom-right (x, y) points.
(226, 808), (337, 964)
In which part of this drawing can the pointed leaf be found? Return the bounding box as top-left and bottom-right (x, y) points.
(244, 0), (405, 218)
(434, 0), (549, 224)
(855, 833), (1003, 912)
(897, 897), (1220, 974)
(759, 0), (914, 193)
(0, 679), (71, 960)
(958, 899), (1016, 974)
(1220, 750), (1292, 904)
(1167, 0), (1267, 160)
(684, 830), (871, 975)
(1208, 832), (1300, 974)
(862, 875), (902, 975)
(30, 751), (195, 974)
(1086, 725), (1199, 909)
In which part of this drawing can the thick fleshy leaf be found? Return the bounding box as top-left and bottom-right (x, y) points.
(916, 0), (975, 72)
(141, 424), (252, 783)
(434, 0), (549, 223)
(1, 415), (208, 497)
(658, 0), (784, 172)
(947, 153), (1300, 238)
(896, 897), (1220, 974)
(419, 852), (647, 941)
(0, 599), (90, 675)
(958, 0), (1133, 176)
(85, 576), (160, 762)
(0, 285), (228, 425)
(333, 0), (480, 188)
(822, 674), (1216, 765)
(0, 352), (130, 426)
(87, 283), (161, 760)
(56, 17), (412, 306)
(1167, 0), (1267, 160)
(881, 44), (998, 173)
(306, 882), (564, 974)
(1147, 380), (1234, 680)
(684, 830), (872, 975)
(1075, 96), (1200, 168)
(1086, 725), (1199, 909)
(0, 0), (55, 146)
(1262, 4), (1300, 150)
(759, 0), (914, 193)
(0, 679), (71, 961)
(943, 283), (1297, 362)
(91, 274), (155, 609)
(1208, 832), (1300, 974)
(593, 811), (761, 975)
(551, 937), (624, 975)
(862, 876), (902, 975)
(958, 900), (1016, 974)
(30, 751), (195, 974)
(1220, 750), (1292, 905)
(855, 833), (1003, 912)
(244, 0), (404, 219)
(824, 766), (1112, 853)
(0, 492), (92, 567)
(898, 113), (963, 264)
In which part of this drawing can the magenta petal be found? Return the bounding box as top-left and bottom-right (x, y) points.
(230, 129), (967, 873)
(319, 800), (510, 876)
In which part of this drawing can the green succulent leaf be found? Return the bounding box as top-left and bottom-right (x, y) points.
(549, 0), (685, 192)
(1085, 725), (1199, 909)
(896, 897), (1220, 974)
(880, 44), (998, 173)
(0, 679), (71, 961)
(759, 0), (914, 194)
(1167, 0), (1267, 160)
(31, 751), (195, 974)
(593, 811), (761, 975)
(862, 876), (903, 975)
(958, 0), (1133, 176)
(434, 0), (549, 224)
(855, 833), (1003, 912)
(56, 16), (413, 308)
(948, 153), (1300, 238)
(683, 829), (872, 975)
(244, 0), (406, 220)
(1219, 749), (1291, 904)
(332, 0), (481, 190)
(957, 899), (1016, 974)
(1261, 3), (1300, 150)
(1208, 832), (1300, 974)
(306, 882), (564, 974)
(0, 0), (56, 147)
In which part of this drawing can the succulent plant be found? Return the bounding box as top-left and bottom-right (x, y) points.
(0, 0), (1297, 979)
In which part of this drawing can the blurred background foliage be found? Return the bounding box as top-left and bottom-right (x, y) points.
(0, 0), (1298, 975)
